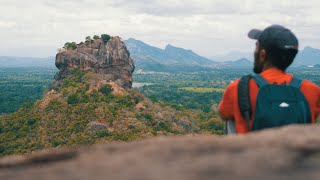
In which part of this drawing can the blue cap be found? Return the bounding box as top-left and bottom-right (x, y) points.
(248, 25), (298, 50)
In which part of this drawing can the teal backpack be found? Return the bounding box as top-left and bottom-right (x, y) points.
(238, 74), (311, 131)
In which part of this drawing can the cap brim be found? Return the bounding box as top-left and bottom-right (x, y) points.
(248, 29), (262, 40)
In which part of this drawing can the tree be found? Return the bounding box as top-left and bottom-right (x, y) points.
(101, 34), (111, 43)
(99, 84), (113, 95)
(67, 94), (79, 104)
(93, 35), (100, 40)
(63, 42), (77, 50)
(85, 36), (92, 41)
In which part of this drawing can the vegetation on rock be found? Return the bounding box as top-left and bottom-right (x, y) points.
(101, 34), (111, 44)
(0, 69), (223, 157)
(93, 35), (100, 40)
(99, 84), (113, 95)
(64, 42), (77, 50)
(85, 36), (92, 41)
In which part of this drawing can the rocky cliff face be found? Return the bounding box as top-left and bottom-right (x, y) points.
(52, 36), (134, 89)
(1, 125), (320, 180)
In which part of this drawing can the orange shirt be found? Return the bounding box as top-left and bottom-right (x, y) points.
(219, 68), (320, 134)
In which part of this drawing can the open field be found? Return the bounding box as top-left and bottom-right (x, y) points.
(179, 87), (225, 93)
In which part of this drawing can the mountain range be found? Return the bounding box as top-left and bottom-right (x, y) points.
(124, 38), (320, 71)
(0, 56), (55, 68)
(294, 46), (320, 66)
(124, 38), (254, 71)
(1, 39), (319, 70)
(123, 38), (217, 71)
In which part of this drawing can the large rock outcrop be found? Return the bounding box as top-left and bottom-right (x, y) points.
(51, 36), (134, 89)
(1, 125), (320, 180)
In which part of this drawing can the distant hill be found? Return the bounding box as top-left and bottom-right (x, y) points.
(124, 38), (255, 71)
(218, 58), (252, 68)
(124, 38), (217, 71)
(294, 46), (320, 66)
(0, 56), (55, 68)
(6, 40), (318, 70)
(210, 51), (253, 62)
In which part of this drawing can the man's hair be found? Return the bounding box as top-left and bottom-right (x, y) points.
(260, 43), (298, 71)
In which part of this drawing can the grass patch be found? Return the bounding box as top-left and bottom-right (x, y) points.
(179, 87), (225, 93)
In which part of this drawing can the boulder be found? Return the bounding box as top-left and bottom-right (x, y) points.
(87, 122), (108, 133)
(51, 36), (134, 89)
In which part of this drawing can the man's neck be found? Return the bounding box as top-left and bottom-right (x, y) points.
(262, 64), (283, 72)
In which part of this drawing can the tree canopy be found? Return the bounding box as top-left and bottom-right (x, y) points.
(93, 35), (100, 40)
(64, 42), (77, 50)
(101, 34), (111, 43)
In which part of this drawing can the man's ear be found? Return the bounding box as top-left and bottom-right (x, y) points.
(259, 49), (266, 63)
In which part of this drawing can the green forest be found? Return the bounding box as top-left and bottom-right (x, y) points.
(0, 69), (223, 156)
(1, 66), (319, 115)
(0, 66), (319, 156)
(0, 67), (57, 114)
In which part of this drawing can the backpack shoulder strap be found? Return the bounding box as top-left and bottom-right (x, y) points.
(289, 76), (303, 89)
(238, 75), (252, 130)
(252, 74), (269, 87)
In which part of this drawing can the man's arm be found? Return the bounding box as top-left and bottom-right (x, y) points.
(218, 81), (238, 134)
(225, 120), (236, 135)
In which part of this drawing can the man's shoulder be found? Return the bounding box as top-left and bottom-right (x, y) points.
(226, 79), (240, 90)
(301, 79), (320, 90)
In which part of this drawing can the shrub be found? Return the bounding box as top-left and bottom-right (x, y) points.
(64, 42), (77, 50)
(96, 130), (111, 137)
(111, 131), (138, 141)
(144, 114), (153, 120)
(27, 119), (37, 126)
(70, 69), (85, 77)
(101, 34), (111, 43)
(99, 84), (113, 95)
(93, 35), (100, 40)
(46, 100), (63, 111)
(85, 36), (92, 41)
(67, 94), (79, 104)
(52, 138), (66, 147)
(201, 118), (224, 135)
(156, 121), (171, 132)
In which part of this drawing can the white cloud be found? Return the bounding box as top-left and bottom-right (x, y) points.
(0, 0), (319, 58)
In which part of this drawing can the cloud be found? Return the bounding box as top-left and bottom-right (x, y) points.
(0, 0), (319, 57)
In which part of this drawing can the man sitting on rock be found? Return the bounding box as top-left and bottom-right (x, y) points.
(219, 25), (320, 134)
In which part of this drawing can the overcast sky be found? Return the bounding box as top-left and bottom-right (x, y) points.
(1, 0), (320, 59)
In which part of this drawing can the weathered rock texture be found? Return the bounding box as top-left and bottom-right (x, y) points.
(1, 125), (320, 180)
(52, 36), (134, 89)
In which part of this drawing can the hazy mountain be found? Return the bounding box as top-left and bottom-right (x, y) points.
(215, 58), (252, 69)
(124, 38), (216, 70)
(164, 44), (215, 65)
(211, 51), (253, 62)
(294, 46), (320, 66)
(212, 46), (320, 67)
(0, 56), (55, 68)
(124, 38), (256, 71)
(229, 58), (252, 67)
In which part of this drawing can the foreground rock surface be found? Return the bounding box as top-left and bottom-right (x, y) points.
(1, 125), (320, 180)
